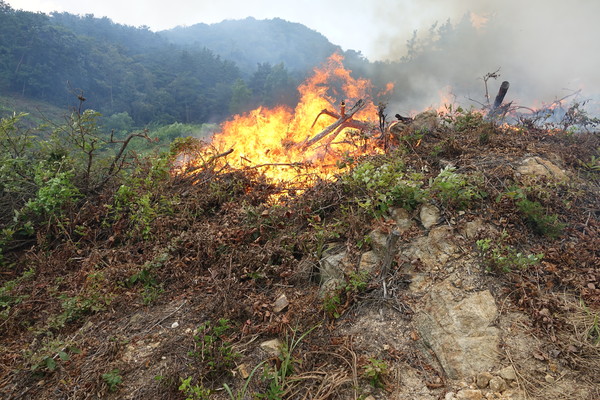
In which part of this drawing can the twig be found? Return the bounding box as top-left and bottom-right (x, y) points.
(146, 300), (187, 332)
(380, 230), (401, 298)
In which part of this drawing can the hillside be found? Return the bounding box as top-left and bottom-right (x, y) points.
(0, 102), (598, 399)
(0, 3), (345, 127)
(160, 17), (341, 74)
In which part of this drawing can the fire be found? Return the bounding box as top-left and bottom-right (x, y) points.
(182, 53), (386, 186)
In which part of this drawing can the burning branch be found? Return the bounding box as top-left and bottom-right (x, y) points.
(303, 99), (371, 148)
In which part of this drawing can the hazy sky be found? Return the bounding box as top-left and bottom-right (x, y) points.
(7, 0), (496, 60)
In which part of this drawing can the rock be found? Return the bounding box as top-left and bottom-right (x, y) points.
(445, 392), (457, 400)
(456, 389), (483, 400)
(170, 321), (179, 329)
(412, 110), (439, 132)
(516, 156), (567, 180)
(237, 363), (250, 379)
(390, 207), (413, 232)
(420, 204), (441, 229)
(359, 251), (380, 274)
(402, 225), (459, 270)
(318, 250), (347, 283)
(497, 366), (517, 381)
(368, 229), (389, 257)
(415, 280), (500, 379)
(260, 339), (282, 356)
(319, 278), (343, 298)
(461, 218), (485, 239)
(273, 294), (289, 313)
(544, 374), (555, 383)
(489, 376), (507, 392)
(476, 372), (493, 388)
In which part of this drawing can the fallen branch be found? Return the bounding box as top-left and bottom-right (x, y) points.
(303, 99), (367, 148)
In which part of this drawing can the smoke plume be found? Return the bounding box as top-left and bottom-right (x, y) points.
(368, 0), (600, 114)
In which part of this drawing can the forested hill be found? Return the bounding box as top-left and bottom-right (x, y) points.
(160, 17), (340, 73)
(0, 1), (343, 126)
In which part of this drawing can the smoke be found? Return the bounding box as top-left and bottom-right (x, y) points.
(368, 0), (600, 114)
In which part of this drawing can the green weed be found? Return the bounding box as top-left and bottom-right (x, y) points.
(178, 376), (211, 400)
(363, 358), (389, 388)
(429, 166), (486, 209)
(102, 369), (123, 392)
(190, 319), (240, 374)
(476, 234), (543, 273)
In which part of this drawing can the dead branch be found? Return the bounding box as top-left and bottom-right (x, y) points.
(303, 99), (366, 148)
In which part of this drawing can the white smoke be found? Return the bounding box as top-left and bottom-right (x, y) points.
(369, 0), (600, 113)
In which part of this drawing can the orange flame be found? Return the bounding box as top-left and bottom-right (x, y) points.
(182, 54), (387, 186)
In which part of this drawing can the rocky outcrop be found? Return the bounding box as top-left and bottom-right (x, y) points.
(415, 280), (500, 379)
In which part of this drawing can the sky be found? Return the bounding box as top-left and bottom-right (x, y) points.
(6, 0), (600, 111)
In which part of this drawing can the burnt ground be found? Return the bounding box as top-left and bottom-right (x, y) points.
(0, 120), (598, 399)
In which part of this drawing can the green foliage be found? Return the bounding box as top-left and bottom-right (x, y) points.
(476, 234), (544, 273)
(323, 290), (342, 319)
(178, 377), (212, 400)
(429, 166), (486, 209)
(500, 187), (565, 238)
(48, 272), (115, 330)
(344, 157), (425, 217)
(440, 105), (485, 131)
(24, 167), (81, 217)
(126, 252), (169, 305)
(102, 369), (123, 392)
(363, 358), (389, 388)
(579, 153), (600, 172)
(322, 270), (371, 319)
(0, 267), (35, 319)
(190, 319), (240, 374)
(25, 335), (81, 373)
(516, 198), (565, 238)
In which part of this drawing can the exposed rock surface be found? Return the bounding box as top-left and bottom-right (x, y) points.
(415, 280), (500, 379)
(420, 203), (441, 229)
(516, 156), (567, 180)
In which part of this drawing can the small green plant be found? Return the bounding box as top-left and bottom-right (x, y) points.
(256, 325), (318, 399)
(126, 252), (169, 305)
(429, 166), (485, 209)
(48, 272), (115, 330)
(178, 376), (211, 400)
(579, 299), (600, 345)
(190, 319), (240, 374)
(500, 187), (565, 238)
(0, 267), (35, 319)
(363, 358), (389, 388)
(516, 198), (565, 238)
(476, 234), (544, 273)
(323, 290), (342, 319)
(347, 270), (370, 292)
(25, 336), (81, 374)
(102, 369), (123, 392)
(343, 158), (425, 216)
(322, 270), (371, 319)
(579, 153), (600, 172)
